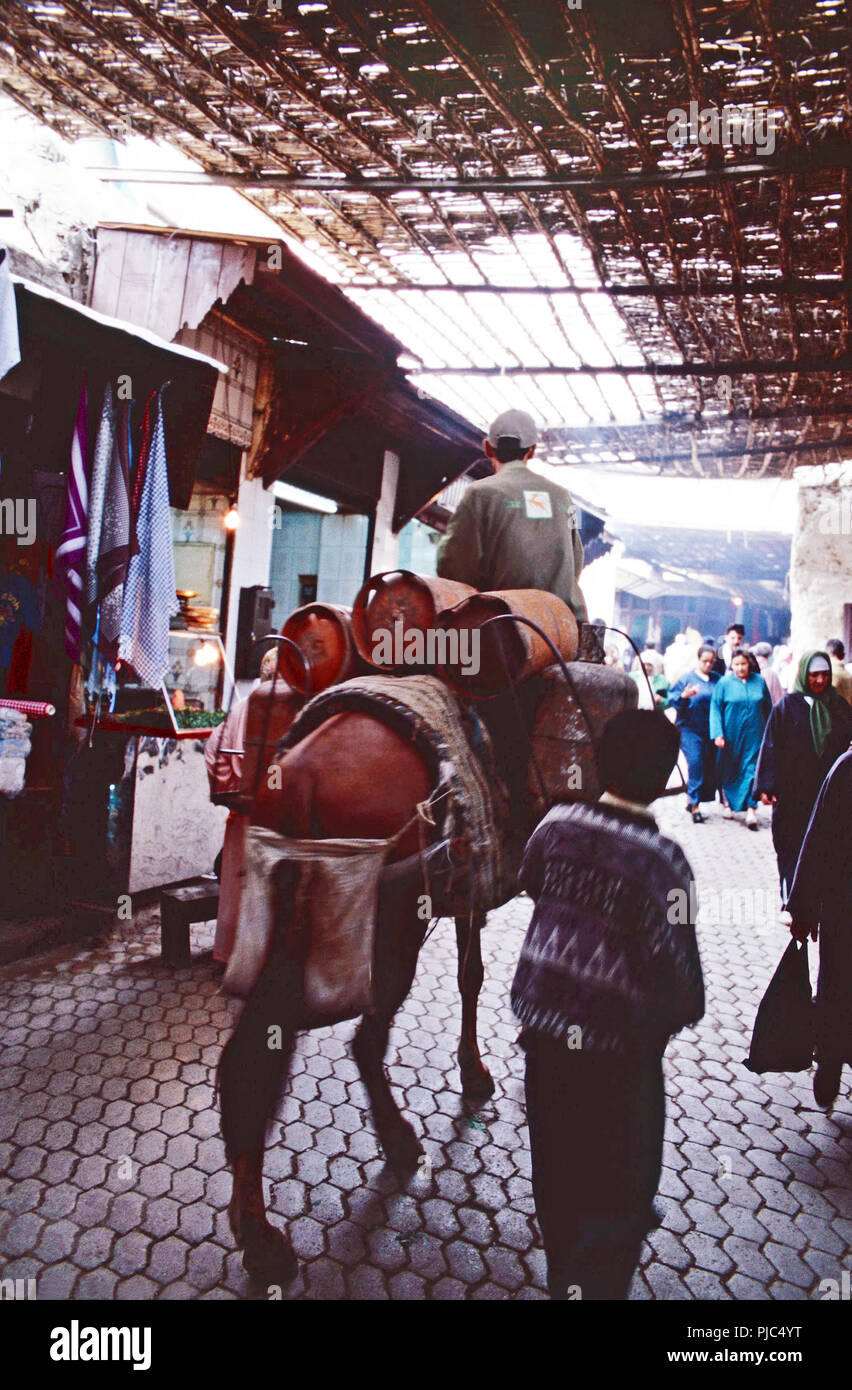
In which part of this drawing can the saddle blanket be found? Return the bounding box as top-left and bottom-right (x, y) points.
(282, 673), (511, 915)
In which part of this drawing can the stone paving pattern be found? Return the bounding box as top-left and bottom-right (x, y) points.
(1, 797), (851, 1300)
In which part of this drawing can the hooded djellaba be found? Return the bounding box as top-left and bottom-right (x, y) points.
(754, 650), (852, 902)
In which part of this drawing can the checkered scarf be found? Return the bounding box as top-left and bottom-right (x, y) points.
(118, 389), (178, 688)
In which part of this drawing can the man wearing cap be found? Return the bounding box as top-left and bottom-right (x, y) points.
(436, 409), (589, 624)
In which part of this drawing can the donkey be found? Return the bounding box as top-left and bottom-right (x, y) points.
(218, 706), (500, 1284)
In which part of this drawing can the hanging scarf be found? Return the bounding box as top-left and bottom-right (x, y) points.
(794, 649), (838, 758)
(85, 383), (116, 608)
(118, 388), (178, 688)
(96, 398), (132, 667)
(56, 381), (89, 662)
(128, 391), (155, 559)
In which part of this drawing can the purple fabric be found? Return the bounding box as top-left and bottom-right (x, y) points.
(55, 382), (89, 661)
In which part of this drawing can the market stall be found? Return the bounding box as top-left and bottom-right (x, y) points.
(0, 264), (226, 914)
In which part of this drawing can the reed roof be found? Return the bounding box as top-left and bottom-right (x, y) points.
(2, 0), (851, 477)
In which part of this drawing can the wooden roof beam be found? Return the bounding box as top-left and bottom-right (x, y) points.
(348, 277), (852, 298)
(87, 152), (852, 192)
(412, 356), (852, 375)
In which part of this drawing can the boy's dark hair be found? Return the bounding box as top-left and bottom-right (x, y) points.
(598, 710), (681, 805)
(826, 638), (845, 660)
(494, 435), (526, 463)
(726, 622), (745, 637)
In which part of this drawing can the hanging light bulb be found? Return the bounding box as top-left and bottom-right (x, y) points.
(223, 497), (240, 531)
(193, 640), (221, 668)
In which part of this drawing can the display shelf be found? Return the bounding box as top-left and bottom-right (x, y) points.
(74, 716), (215, 740)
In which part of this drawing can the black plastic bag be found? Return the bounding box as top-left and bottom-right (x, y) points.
(745, 940), (814, 1073)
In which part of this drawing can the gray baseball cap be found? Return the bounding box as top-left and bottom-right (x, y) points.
(486, 408), (539, 449)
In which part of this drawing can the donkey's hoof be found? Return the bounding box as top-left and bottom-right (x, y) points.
(381, 1121), (423, 1179)
(231, 1210), (298, 1287)
(460, 1061), (496, 1101)
(241, 1227), (299, 1287)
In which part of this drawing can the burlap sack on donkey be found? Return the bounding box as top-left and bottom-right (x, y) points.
(224, 824), (390, 1018)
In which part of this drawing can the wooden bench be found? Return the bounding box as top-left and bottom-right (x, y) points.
(159, 876), (220, 966)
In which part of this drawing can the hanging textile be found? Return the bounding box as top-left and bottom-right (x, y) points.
(128, 394), (154, 558)
(33, 471), (67, 560)
(55, 382), (89, 662)
(85, 383), (116, 608)
(96, 398), (131, 667)
(118, 388), (178, 688)
(0, 246), (20, 383)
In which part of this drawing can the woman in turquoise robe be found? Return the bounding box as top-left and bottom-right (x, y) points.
(709, 650), (772, 826)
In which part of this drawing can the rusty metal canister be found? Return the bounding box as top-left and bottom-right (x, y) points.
(436, 589), (579, 698)
(239, 680), (305, 815)
(352, 570), (475, 673)
(280, 603), (357, 695)
(526, 661), (638, 807)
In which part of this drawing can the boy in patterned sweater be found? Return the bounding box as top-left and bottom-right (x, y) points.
(512, 710), (705, 1300)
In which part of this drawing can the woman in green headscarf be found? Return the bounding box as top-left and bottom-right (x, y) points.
(754, 650), (852, 901)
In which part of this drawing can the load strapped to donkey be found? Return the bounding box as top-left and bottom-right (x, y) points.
(221, 571), (638, 1022)
(212, 572), (653, 1283)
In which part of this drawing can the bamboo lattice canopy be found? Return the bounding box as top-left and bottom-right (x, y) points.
(2, 0), (852, 478)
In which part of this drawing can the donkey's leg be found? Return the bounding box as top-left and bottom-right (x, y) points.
(353, 1010), (424, 1177)
(456, 913), (495, 1100)
(352, 901), (425, 1178)
(219, 945), (301, 1284)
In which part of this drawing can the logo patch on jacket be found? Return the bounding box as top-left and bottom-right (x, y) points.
(523, 490), (553, 519)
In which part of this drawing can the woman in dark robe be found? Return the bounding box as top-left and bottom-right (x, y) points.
(787, 748), (852, 1108)
(754, 651), (852, 902)
(668, 644), (720, 823)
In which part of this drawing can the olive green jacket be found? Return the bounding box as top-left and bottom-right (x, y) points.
(436, 462), (589, 623)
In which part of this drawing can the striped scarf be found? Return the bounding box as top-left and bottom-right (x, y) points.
(55, 382), (89, 661)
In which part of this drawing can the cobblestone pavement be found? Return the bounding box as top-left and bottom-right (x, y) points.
(1, 796), (851, 1301)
